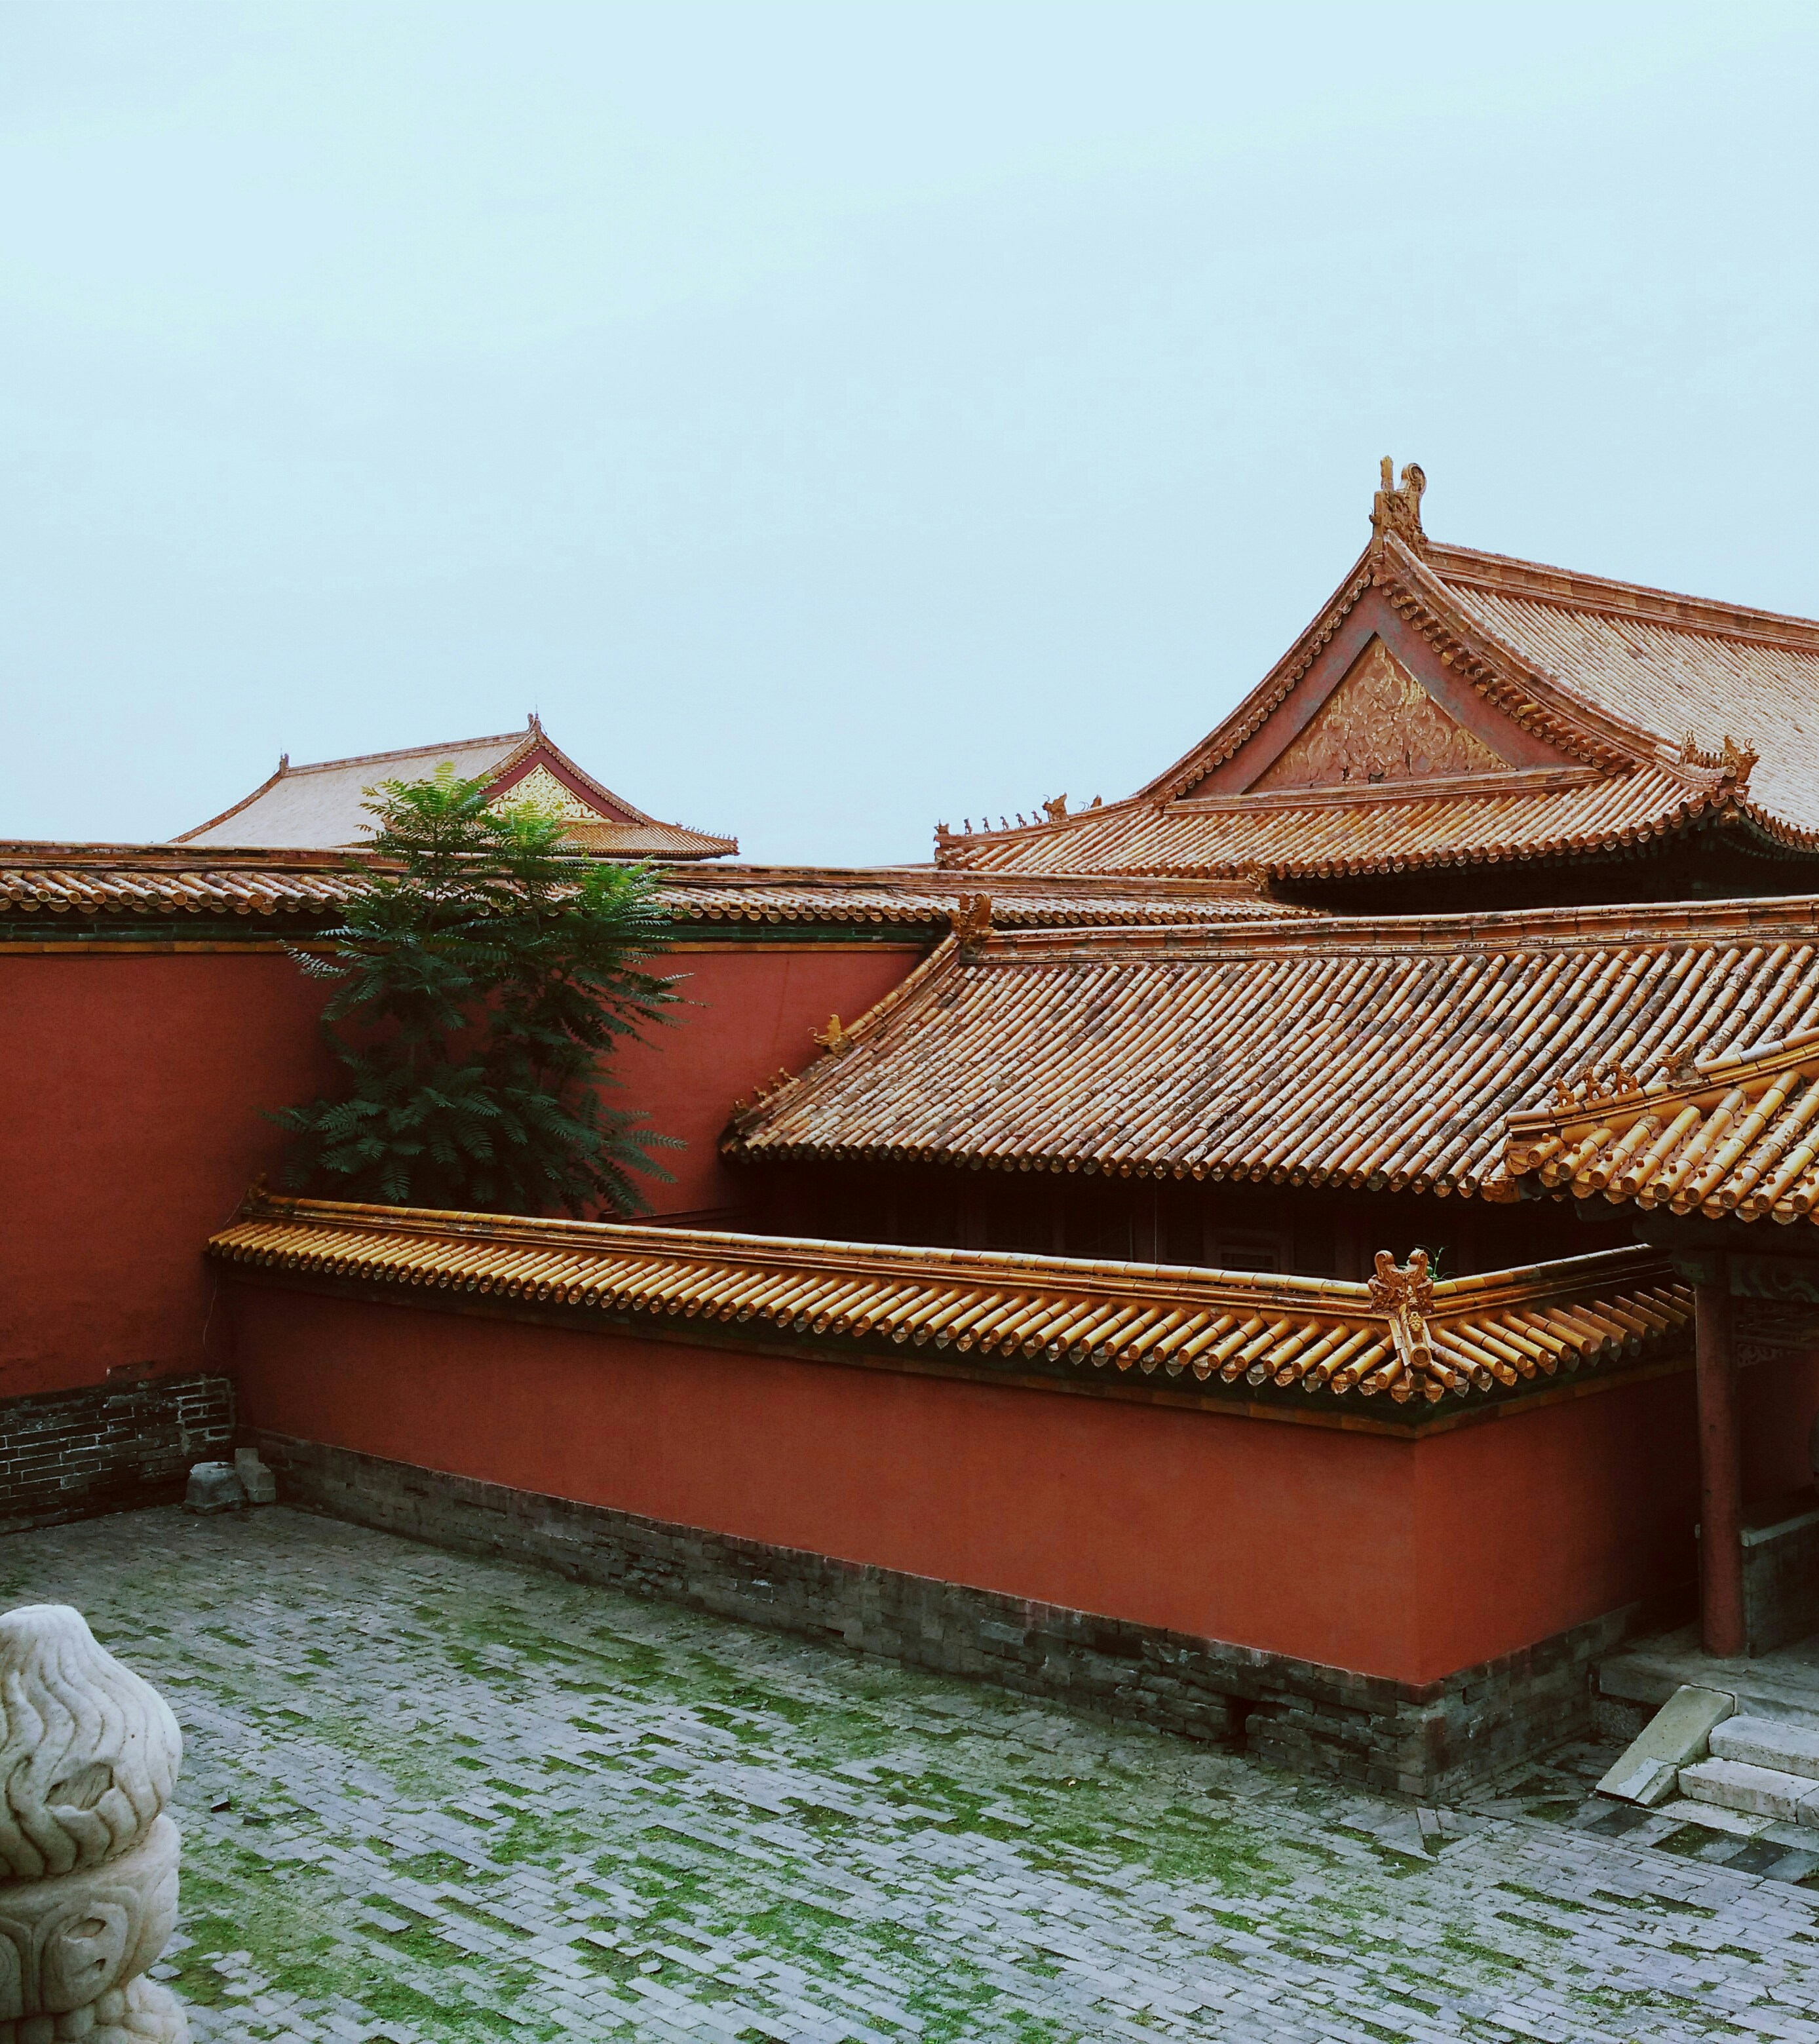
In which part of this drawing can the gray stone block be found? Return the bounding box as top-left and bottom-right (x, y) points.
(234, 1448), (278, 1506)
(185, 1461), (246, 1514)
(1598, 1682), (1733, 1804)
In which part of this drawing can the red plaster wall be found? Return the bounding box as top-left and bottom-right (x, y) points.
(1411, 1371), (1701, 1678)
(617, 944), (925, 1220)
(0, 952), (333, 1397)
(229, 1284), (1706, 1686)
(1, 939), (925, 1398)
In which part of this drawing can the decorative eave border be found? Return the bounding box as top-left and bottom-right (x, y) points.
(208, 1191), (1692, 1423)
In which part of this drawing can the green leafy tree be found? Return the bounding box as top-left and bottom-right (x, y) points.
(275, 767), (680, 1215)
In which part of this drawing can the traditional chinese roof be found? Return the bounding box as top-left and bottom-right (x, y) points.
(726, 897), (1819, 1201)
(1505, 1026), (1819, 1225)
(174, 716), (737, 860)
(208, 1191), (1691, 1412)
(653, 865), (1306, 929)
(935, 463), (1819, 885)
(0, 847), (1300, 934)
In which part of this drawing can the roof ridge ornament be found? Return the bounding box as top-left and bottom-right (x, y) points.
(1370, 457), (1427, 552)
(1679, 731), (1758, 789)
(949, 892), (993, 952)
(1552, 1061), (1644, 1112)
(1368, 1249), (1437, 1397)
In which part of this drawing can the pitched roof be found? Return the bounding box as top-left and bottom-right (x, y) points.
(1505, 1026), (1819, 1225)
(653, 865), (1309, 929)
(208, 1191), (1691, 1413)
(936, 465), (1819, 883)
(726, 896), (1819, 1201)
(0, 846), (1303, 933)
(174, 718), (737, 860)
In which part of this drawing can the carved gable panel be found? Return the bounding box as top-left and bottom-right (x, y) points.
(1251, 637), (1504, 792)
(491, 762), (607, 822)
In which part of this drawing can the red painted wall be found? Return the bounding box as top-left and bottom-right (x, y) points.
(229, 1282), (1705, 1686)
(615, 944), (924, 1220)
(1, 938), (925, 1398)
(0, 952), (334, 1397)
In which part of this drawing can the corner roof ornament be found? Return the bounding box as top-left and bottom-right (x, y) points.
(1370, 456), (1427, 551)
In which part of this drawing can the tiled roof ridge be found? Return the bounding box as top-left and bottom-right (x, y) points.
(660, 863), (1280, 903)
(0, 848), (1306, 930)
(278, 729), (528, 779)
(209, 1190), (1692, 1410)
(930, 893), (1819, 959)
(1375, 539), (1694, 777)
(1429, 542), (1819, 651)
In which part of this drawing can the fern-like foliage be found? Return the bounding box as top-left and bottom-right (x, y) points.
(273, 767), (680, 1215)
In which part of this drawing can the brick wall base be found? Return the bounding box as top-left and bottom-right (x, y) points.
(258, 1431), (1630, 1798)
(0, 1374), (235, 1530)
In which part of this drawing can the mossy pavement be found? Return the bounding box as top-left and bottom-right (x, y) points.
(3, 1507), (1817, 2043)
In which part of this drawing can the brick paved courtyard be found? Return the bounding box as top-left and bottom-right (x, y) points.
(6, 1508), (1819, 2043)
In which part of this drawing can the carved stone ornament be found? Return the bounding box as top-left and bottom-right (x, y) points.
(0, 1606), (189, 2041)
(1252, 638), (1503, 792)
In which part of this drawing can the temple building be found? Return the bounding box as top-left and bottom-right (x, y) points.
(10, 459), (1819, 1807)
(936, 460), (1819, 912)
(174, 714), (737, 859)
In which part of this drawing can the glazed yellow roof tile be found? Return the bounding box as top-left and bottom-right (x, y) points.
(727, 898), (1819, 1198)
(942, 763), (1714, 881)
(936, 526), (1819, 882)
(1436, 544), (1819, 836)
(652, 865), (1307, 928)
(1506, 1025), (1819, 1224)
(0, 847), (1302, 931)
(208, 1193), (1691, 1409)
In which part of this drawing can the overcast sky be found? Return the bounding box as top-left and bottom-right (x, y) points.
(5, 3), (1817, 863)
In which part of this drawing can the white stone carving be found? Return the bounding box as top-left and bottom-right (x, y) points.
(0, 1608), (188, 2043)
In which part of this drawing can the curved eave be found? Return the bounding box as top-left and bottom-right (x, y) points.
(209, 1193), (1692, 1413)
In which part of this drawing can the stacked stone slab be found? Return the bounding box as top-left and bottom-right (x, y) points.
(0, 1605), (189, 2042)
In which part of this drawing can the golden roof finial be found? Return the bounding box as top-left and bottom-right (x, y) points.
(1370, 457), (1427, 550)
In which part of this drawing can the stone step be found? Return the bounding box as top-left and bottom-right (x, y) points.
(1710, 1714), (1819, 1781)
(1596, 1682), (1734, 1807)
(1678, 1756), (1819, 1826)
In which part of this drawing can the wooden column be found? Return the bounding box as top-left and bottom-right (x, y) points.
(1695, 1277), (1747, 1658)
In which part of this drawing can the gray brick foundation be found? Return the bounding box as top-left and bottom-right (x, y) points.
(0, 1373), (235, 1530)
(257, 1430), (1631, 1797)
